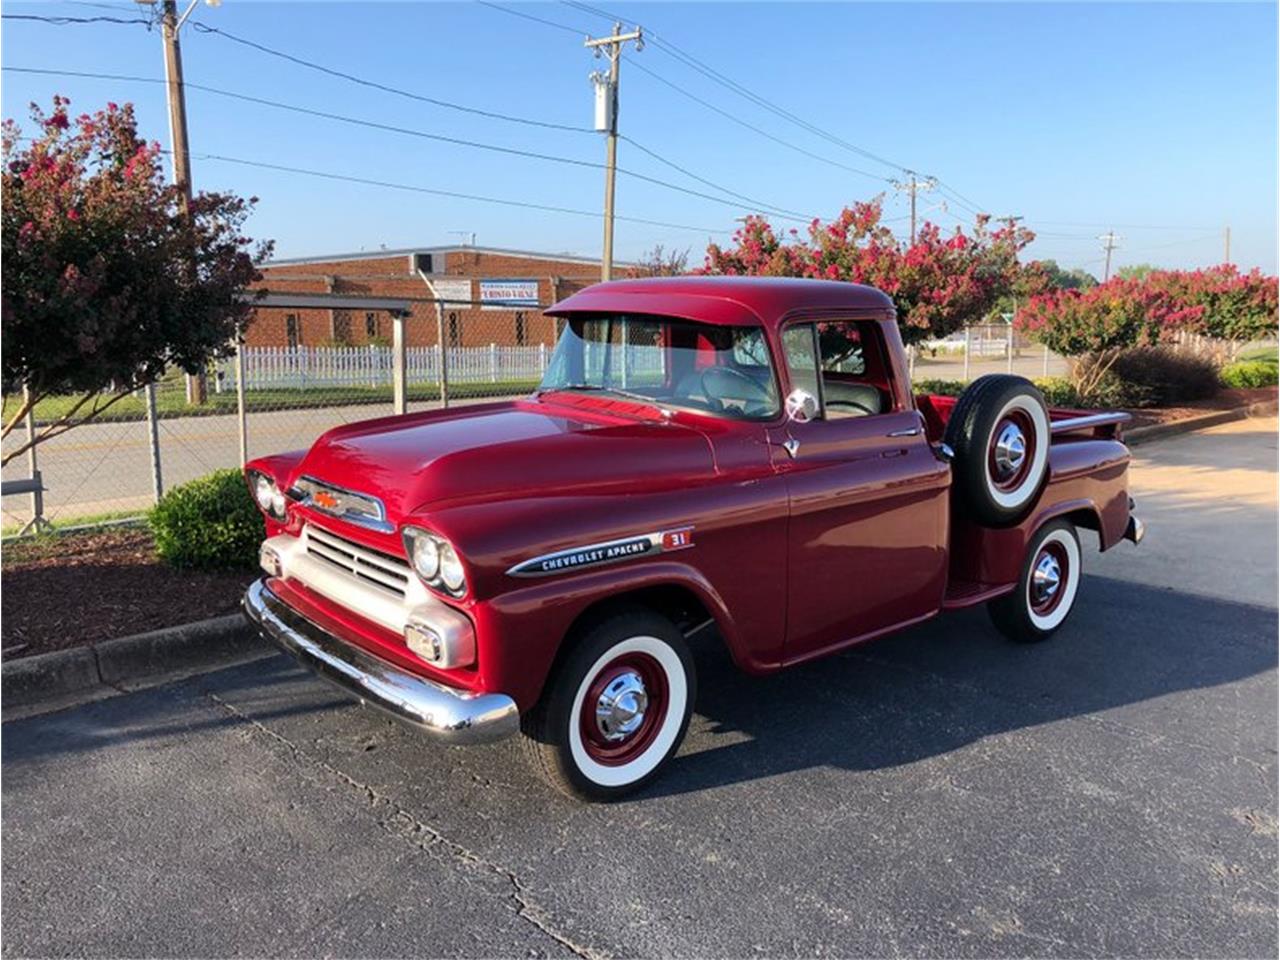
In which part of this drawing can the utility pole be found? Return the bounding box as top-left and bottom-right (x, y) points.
(586, 22), (643, 282)
(159, 0), (214, 404)
(1099, 230), (1122, 281)
(1224, 225), (1231, 264)
(891, 172), (936, 244)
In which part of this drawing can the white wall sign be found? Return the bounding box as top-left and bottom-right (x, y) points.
(430, 278), (473, 306)
(480, 278), (540, 310)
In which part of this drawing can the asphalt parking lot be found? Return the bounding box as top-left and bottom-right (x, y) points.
(3, 418), (1276, 958)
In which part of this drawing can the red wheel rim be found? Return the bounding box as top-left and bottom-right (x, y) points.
(578, 652), (669, 767)
(988, 408), (1037, 493)
(1029, 540), (1070, 615)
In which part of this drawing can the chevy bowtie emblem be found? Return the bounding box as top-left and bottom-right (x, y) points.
(312, 490), (339, 511)
(507, 527), (695, 578)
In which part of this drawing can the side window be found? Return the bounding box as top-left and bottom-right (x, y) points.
(781, 325), (820, 399)
(816, 320), (890, 419)
(285, 314), (301, 350)
(816, 322), (865, 375)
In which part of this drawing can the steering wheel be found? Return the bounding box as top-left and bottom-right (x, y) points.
(825, 398), (877, 416)
(700, 367), (771, 408)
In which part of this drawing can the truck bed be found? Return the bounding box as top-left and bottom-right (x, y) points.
(915, 393), (1131, 445)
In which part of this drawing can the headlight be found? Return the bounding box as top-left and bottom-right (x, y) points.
(247, 470), (287, 520)
(439, 542), (465, 593)
(402, 525), (467, 598)
(411, 535), (440, 581)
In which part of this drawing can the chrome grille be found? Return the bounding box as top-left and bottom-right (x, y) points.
(305, 525), (411, 598)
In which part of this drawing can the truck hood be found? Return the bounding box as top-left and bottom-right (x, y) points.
(292, 398), (716, 519)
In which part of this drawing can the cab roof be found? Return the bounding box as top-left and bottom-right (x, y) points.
(545, 276), (895, 328)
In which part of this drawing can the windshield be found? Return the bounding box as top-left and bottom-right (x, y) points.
(539, 314), (780, 421)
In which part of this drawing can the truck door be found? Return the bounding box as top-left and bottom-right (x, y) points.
(771, 319), (950, 662)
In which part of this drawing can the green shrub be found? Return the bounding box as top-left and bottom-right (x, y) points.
(1108, 346), (1219, 406)
(913, 378), (966, 397)
(1220, 359), (1280, 389)
(149, 468), (262, 570)
(1032, 377), (1080, 407)
(1238, 344), (1278, 365)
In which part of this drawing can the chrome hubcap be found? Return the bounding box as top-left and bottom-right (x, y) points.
(1031, 552), (1062, 605)
(595, 672), (648, 741)
(994, 423), (1027, 480)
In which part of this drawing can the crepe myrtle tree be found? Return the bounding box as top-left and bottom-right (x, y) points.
(702, 199), (1036, 360)
(1015, 277), (1205, 400)
(1, 97), (271, 466)
(1143, 265), (1278, 349)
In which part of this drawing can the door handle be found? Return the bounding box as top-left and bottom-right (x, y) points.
(886, 426), (921, 438)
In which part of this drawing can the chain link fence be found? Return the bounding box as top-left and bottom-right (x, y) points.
(1, 297), (561, 535)
(1, 308), (1265, 537)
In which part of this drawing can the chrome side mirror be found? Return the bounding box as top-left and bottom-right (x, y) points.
(785, 388), (819, 423)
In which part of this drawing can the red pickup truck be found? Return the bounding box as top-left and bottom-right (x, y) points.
(243, 277), (1143, 800)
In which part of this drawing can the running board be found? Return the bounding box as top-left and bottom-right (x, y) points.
(942, 580), (1017, 610)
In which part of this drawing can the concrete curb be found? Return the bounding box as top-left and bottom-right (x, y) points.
(1126, 397), (1278, 447)
(2, 611), (271, 717)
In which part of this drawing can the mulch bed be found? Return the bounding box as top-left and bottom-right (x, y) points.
(1125, 386), (1276, 430)
(1, 528), (254, 661)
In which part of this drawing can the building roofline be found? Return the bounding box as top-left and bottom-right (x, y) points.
(264, 245), (635, 269)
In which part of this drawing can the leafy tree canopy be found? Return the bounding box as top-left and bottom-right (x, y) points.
(2, 97), (272, 463)
(702, 199), (1036, 345)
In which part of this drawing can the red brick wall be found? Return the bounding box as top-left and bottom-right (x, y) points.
(247, 249), (603, 349)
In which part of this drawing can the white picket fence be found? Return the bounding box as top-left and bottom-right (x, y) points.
(216, 343), (553, 391)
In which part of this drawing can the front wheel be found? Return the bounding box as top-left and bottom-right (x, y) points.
(988, 519), (1083, 642)
(521, 609), (695, 801)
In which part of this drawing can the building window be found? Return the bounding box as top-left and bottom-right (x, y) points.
(286, 314), (301, 349)
(448, 312), (461, 348)
(332, 311), (352, 345)
(365, 312), (379, 340)
(515, 312), (526, 346)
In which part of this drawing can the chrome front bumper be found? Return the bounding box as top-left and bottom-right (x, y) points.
(243, 578), (519, 744)
(1124, 514), (1145, 544)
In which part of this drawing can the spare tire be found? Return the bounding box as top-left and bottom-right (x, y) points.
(944, 374), (1051, 527)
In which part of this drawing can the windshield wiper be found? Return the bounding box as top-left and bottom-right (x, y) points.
(538, 383), (674, 413)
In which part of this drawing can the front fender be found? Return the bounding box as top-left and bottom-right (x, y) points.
(473, 559), (751, 713)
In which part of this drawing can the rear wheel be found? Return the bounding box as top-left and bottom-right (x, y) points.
(945, 375), (1051, 526)
(521, 609), (695, 801)
(988, 519), (1082, 643)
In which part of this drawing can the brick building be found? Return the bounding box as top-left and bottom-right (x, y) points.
(248, 246), (620, 349)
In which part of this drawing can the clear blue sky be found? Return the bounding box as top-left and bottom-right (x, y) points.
(4, 1), (1276, 276)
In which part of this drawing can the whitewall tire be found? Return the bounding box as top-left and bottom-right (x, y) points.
(989, 519), (1083, 643)
(522, 608), (695, 801)
(945, 375), (1052, 527)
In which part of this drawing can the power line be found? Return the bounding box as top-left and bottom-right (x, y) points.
(562, 0), (914, 173)
(619, 134), (813, 221)
(1, 13), (150, 25)
(6, 132), (726, 233)
(184, 19), (815, 223)
(188, 21), (594, 134)
(475, 0), (584, 36)
(197, 153), (725, 233)
(623, 56), (889, 184)
(3, 65), (809, 220)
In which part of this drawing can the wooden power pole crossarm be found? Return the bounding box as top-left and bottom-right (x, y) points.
(586, 23), (642, 282)
(892, 173), (936, 245)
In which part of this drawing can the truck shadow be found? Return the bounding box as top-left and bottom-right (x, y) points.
(646, 574), (1277, 799)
